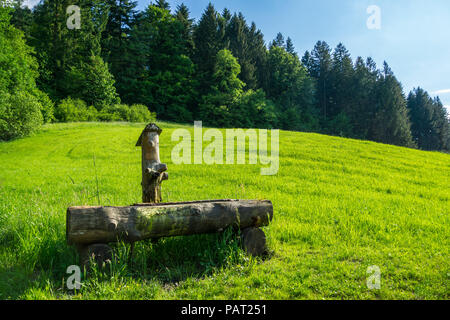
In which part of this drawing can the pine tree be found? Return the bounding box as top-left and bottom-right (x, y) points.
(193, 3), (223, 96)
(265, 46), (318, 131)
(327, 43), (355, 136)
(155, 0), (170, 10)
(221, 7), (232, 22)
(125, 3), (196, 121)
(407, 88), (450, 150)
(9, 0), (32, 41)
(101, 0), (138, 98)
(175, 3), (194, 57)
(225, 13), (257, 89)
(350, 56), (379, 139)
(432, 97), (450, 150)
(286, 37), (295, 55)
(30, 0), (114, 104)
(272, 32), (285, 48)
(247, 22), (268, 90)
(369, 62), (415, 147)
(304, 41), (333, 125)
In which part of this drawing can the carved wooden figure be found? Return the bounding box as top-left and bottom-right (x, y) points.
(136, 123), (168, 203)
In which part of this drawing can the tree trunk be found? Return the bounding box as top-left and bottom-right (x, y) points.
(66, 199), (273, 245)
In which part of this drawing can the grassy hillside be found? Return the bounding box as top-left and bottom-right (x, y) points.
(0, 122), (448, 300)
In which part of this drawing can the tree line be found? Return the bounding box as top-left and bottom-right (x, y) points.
(1, 0), (449, 151)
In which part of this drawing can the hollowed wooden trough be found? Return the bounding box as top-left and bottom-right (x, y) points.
(67, 199), (273, 266)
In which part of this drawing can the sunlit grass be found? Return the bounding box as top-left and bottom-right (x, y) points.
(0, 122), (448, 299)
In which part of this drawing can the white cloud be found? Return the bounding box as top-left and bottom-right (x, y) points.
(432, 89), (450, 95)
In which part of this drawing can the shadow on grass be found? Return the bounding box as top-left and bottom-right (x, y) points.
(116, 229), (247, 283)
(0, 227), (270, 299)
(0, 237), (78, 299)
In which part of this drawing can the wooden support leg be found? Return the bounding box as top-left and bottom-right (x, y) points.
(240, 227), (267, 257)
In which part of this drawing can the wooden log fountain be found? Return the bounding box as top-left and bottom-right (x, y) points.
(67, 123), (274, 267)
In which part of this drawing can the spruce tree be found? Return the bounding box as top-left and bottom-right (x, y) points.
(30, 0), (116, 105)
(304, 41), (333, 124)
(9, 0), (33, 41)
(225, 13), (257, 89)
(125, 3), (196, 121)
(247, 22), (268, 89)
(101, 0), (138, 98)
(407, 88), (450, 150)
(272, 32), (285, 48)
(286, 37), (295, 55)
(175, 3), (194, 57)
(193, 3), (222, 96)
(369, 62), (415, 147)
(265, 46), (318, 131)
(350, 56), (379, 139)
(327, 43), (355, 136)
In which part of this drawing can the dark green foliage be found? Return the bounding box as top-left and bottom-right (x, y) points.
(199, 49), (245, 127)
(349, 57), (379, 139)
(30, 0), (116, 105)
(368, 63), (415, 147)
(265, 46), (318, 131)
(234, 89), (277, 128)
(304, 41), (418, 147)
(303, 41), (333, 124)
(9, 0), (33, 40)
(286, 37), (295, 55)
(224, 13), (257, 89)
(199, 49), (281, 129)
(175, 3), (195, 57)
(101, 0), (138, 98)
(65, 55), (120, 110)
(193, 3), (223, 97)
(122, 4), (196, 122)
(407, 88), (450, 151)
(272, 32), (285, 48)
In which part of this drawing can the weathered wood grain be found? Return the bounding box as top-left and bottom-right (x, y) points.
(67, 199), (273, 245)
(136, 123), (168, 203)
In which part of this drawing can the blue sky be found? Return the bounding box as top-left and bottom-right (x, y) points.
(24, 0), (450, 111)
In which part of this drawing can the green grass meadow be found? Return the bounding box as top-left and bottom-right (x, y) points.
(0, 122), (449, 299)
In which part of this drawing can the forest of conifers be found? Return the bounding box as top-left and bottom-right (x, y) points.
(1, 0), (449, 151)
